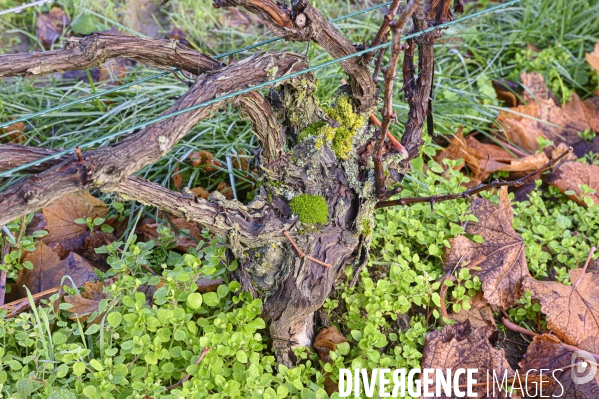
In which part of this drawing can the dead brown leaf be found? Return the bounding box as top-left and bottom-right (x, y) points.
(586, 41), (599, 75)
(314, 326), (348, 364)
(444, 187), (531, 309)
(42, 191), (108, 246)
(314, 326), (348, 396)
(15, 245), (97, 298)
(36, 7), (69, 50)
(449, 291), (496, 328)
(188, 150), (223, 171)
(216, 182), (234, 200)
(190, 187), (211, 199)
(497, 152), (549, 173)
(496, 72), (599, 154)
(196, 277), (223, 293)
(550, 161), (599, 206)
(171, 166), (183, 189)
(0, 122), (25, 143)
(420, 321), (520, 398)
(522, 268), (599, 354)
(137, 217), (201, 252)
(519, 334), (599, 399)
(434, 128), (519, 181)
(64, 294), (101, 323)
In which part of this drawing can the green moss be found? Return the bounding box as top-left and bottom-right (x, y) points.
(289, 194), (329, 225)
(361, 219), (373, 236)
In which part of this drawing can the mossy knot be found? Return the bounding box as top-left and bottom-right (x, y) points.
(289, 194), (329, 225)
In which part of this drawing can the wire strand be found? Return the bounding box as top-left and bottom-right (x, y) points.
(0, 0), (521, 179)
(0, 1), (393, 129)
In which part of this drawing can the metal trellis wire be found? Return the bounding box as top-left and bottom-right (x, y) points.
(0, 1), (394, 129)
(0, 0), (522, 179)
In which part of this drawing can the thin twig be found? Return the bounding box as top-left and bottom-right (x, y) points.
(374, 0), (422, 198)
(283, 230), (331, 268)
(363, 0), (404, 65)
(501, 318), (599, 363)
(369, 114), (409, 156)
(166, 347), (210, 390)
(376, 147), (573, 209)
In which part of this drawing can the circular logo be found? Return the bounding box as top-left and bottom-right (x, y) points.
(571, 350), (597, 385)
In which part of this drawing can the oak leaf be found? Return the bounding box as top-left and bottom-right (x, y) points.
(519, 334), (599, 399)
(42, 191), (108, 245)
(522, 268), (599, 354)
(550, 161), (599, 206)
(444, 187), (531, 309)
(420, 321), (520, 399)
(15, 244), (97, 297)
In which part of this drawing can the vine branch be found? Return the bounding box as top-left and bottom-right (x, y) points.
(376, 147), (573, 209)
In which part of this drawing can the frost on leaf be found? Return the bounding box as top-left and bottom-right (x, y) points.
(550, 161), (599, 206)
(519, 334), (599, 399)
(444, 187), (531, 309)
(523, 268), (599, 354)
(420, 321), (520, 399)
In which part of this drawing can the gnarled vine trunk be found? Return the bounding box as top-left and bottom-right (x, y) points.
(0, 0), (458, 365)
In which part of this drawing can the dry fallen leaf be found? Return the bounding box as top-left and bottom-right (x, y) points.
(586, 41), (599, 75)
(190, 187), (211, 199)
(522, 267), (599, 354)
(496, 72), (599, 154)
(0, 122), (25, 143)
(171, 165), (183, 189)
(519, 334), (599, 399)
(550, 161), (599, 206)
(434, 128), (516, 180)
(36, 7), (69, 50)
(64, 295), (101, 323)
(314, 326), (348, 363)
(188, 150), (223, 171)
(444, 187), (531, 309)
(15, 244), (97, 298)
(449, 291), (496, 328)
(42, 191), (108, 245)
(497, 152), (549, 173)
(137, 217), (201, 252)
(196, 277), (224, 293)
(313, 326), (348, 396)
(420, 321), (520, 398)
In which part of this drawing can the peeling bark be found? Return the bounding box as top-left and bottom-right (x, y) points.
(0, 32), (222, 78)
